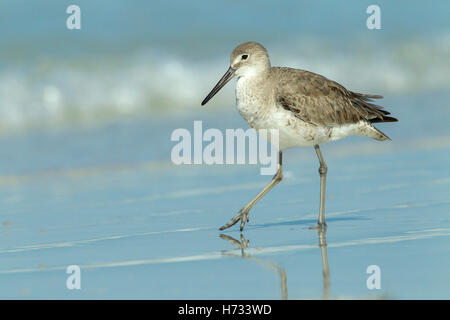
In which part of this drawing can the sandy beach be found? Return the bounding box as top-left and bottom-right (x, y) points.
(1, 91), (450, 298)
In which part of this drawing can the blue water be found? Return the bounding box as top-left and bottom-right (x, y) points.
(0, 1), (450, 299)
(0, 0), (449, 131)
(1, 114), (450, 299)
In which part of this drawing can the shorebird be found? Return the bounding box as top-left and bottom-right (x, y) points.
(201, 42), (397, 231)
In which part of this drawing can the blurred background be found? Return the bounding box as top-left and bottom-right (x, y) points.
(0, 0), (449, 299)
(1, 0), (449, 134)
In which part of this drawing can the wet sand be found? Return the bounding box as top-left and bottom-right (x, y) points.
(0, 94), (449, 299)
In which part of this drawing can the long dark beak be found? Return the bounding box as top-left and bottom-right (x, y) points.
(201, 67), (235, 106)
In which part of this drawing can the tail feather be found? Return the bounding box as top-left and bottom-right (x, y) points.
(350, 91), (398, 123)
(370, 116), (398, 123)
(373, 127), (391, 141)
(366, 124), (391, 141)
(352, 92), (397, 140)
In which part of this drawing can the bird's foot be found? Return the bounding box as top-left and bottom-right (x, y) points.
(309, 221), (327, 231)
(219, 208), (250, 232)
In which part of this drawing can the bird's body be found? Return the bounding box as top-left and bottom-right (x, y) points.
(201, 42), (397, 231)
(235, 65), (395, 150)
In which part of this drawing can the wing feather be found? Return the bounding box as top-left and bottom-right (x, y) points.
(273, 67), (396, 126)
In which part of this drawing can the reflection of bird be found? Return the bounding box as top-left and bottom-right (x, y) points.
(220, 234), (288, 300)
(220, 231), (329, 300)
(316, 229), (330, 300)
(202, 42), (397, 231)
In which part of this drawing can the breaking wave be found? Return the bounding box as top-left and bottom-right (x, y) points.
(0, 35), (449, 132)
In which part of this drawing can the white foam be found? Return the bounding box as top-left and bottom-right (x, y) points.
(0, 35), (449, 132)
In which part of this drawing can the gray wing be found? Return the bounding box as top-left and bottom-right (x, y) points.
(273, 68), (394, 126)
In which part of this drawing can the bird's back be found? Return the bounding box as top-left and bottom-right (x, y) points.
(269, 67), (397, 128)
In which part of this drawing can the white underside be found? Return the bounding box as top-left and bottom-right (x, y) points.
(258, 107), (363, 150)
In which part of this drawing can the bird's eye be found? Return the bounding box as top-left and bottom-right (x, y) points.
(241, 54), (248, 60)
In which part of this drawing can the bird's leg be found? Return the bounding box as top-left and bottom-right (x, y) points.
(220, 151), (283, 231)
(310, 145), (328, 230)
(317, 228), (330, 299)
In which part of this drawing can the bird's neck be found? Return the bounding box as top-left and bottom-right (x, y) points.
(235, 69), (271, 127)
(237, 67), (269, 88)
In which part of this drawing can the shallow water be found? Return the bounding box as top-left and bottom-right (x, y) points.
(0, 97), (449, 299)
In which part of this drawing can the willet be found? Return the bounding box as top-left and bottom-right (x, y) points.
(201, 42), (397, 231)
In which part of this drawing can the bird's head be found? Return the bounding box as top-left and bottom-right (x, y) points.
(201, 42), (270, 106)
